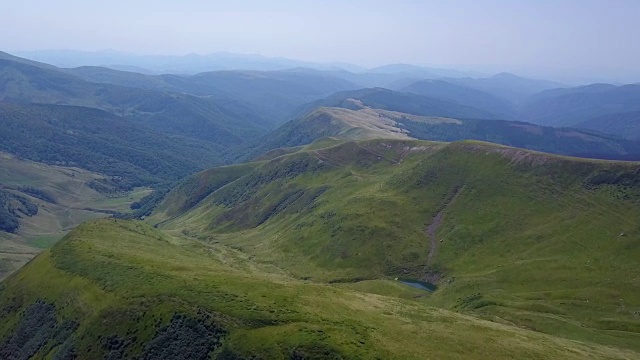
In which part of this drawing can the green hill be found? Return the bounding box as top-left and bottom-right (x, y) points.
(0, 102), (224, 188)
(0, 218), (636, 359)
(0, 152), (150, 279)
(2, 139), (640, 358)
(153, 139), (640, 352)
(228, 102), (461, 162)
(231, 95), (640, 162)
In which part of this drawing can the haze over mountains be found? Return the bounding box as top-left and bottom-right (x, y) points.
(2, 48), (640, 232)
(1, 48), (640, 359)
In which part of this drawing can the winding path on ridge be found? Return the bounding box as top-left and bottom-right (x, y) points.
(426, 186), (464, 265)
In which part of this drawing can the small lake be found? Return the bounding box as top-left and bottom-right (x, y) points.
(398, 279), (437, 292)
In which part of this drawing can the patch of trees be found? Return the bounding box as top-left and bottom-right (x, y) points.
(123, 186), (171, 219)
(0, 189), (38, 233)
(139, 313), (227, 360)
(18, 186), (57, 204)
(289, 344), (345, 360)
(103, 334), (136, 360)
(0, 300), (77, 360)
(585, 168), (640, 188)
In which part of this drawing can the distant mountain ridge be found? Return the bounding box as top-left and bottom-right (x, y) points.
(0, 102), (223, 188)
(520, 83), (640, 127)
(232, 88), (640, 162)
(576, 110), (640, 140)
(5, 50), (640, 173)
(442, 72), (565, 104)
(0, 57), (272, 144)
(401, 79), (517, 119)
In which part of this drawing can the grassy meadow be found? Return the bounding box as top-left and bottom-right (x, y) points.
(1, 139), (639, 358)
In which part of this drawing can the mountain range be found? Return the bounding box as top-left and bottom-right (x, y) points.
(2, 138), (639, 358)
(1, 50), (640, 359)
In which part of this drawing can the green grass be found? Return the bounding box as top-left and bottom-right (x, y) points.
(25, 235), (62, 249)
(3, 138), (640, 358)
(153, 138), (640, 353)
(0, 154), (152, 279)
(1, 219), (637, 359)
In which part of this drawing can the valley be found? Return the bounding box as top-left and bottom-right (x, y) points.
(2, 139), (640, 358)
(1, 47), (639, 359)
(0, 152), (150, 279)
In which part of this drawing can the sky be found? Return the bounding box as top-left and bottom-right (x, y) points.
(2, 0), (639, 81)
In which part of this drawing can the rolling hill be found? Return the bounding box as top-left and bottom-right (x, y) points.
(2, 139), (639, 358)
(156, 139), (640, 351)
(0, 152), (150, 279)
(3, 49), (640, 359)
(231, 91), (640, 162)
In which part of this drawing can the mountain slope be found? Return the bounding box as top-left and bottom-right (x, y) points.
(155, 138), (640, 352)
(232, 92), (640, 162)
(0, 102), (222, 188)
(16, 49), (353, 73)
(2, 140), (640, 357)
(297, 87), (496, 120)
(401, 79), (517, 119)
(444, 72), (564, 104)
(369, 63), (471, 78)
(64, 65), (358, 124)
(0, 58), (271, 145)
(0, 218), (636, 359)
(64, 66), (172, 91)
(0, 152), (150, 279)
(520, 84), (640, 127)
(161, 69), (358, 123)
(0, 51), (59, 70)
(229, 101), (463, 162)
(577, 110), (640, 140)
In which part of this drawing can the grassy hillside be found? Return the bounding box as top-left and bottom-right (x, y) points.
(232, 96), (640, 162)
(155, 139), (640, 352)
(229, 101), (466, 162)
(0, 152), (150, 279)
(0, 218), (636, 359)
(147, 163), (259, 225)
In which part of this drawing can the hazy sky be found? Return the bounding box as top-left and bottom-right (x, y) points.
(2, 0), (639, 77)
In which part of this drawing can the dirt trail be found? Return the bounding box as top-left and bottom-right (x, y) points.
(426, 186), (464, 265)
